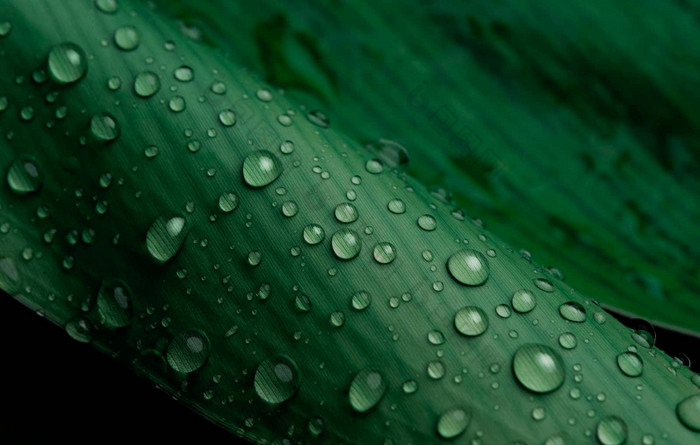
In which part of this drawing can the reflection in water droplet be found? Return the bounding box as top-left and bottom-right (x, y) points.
(330, 311), (345, 327)
(454, 306), (489, 336)
(447, 250), (489, 286)
(254, 355), (300, 404)
(242, 151), (283, 188)
(331, 229), (362, 260)
(436, 408), (471, 440)
(48, 42), (87, 84)
(512, 344), (565, 393)
(596, 416), (628, 445)
(97, 280), (133, 327)
(6, 157), (42, 194)
(559, 301), (587, 323)
(365, 159), (384, 174)
(66, 318), (92, 343)
(146, 215), (188, 263)
(166, 329), (210, 373)
(168, 96), (186, 112)
(349, 368), (386, 412)
(402, 380), (418, 394)
(387, 199), (406, 214)
(96, 0), (119, 14)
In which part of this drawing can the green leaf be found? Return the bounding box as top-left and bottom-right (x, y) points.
(0, 1), (699, 443)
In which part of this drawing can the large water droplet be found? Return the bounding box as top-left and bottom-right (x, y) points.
(365, 139), (409, 168)
(146, 215), (188, 263)
(387, 199), (406, 214)
(218, 192), (239, 213)
(373, 242), (396, 264)
(114, 26), (140, 51)
(242, 151), (283, 187)
(254, 355), (300, 404)
(331, 229), (362, 260)
(351, 291), (371, 311)
(6, 156), (42, 194)
(454, 306), (489, 336)
(90, 112), (120, 143)
(134, 71), (161, 97)
(436, 408), (471, 440)
(616, 351), (643, 377)
(218, 109), (236, 127)
(447, 250), (489, 286)
(97, 280), (132, 327)
(596, 416), (628, 444)
(417, 214), (437, 231)
(166, 329), (210, 373)
(630, 319), (656, 348)
(512, 344), (565, 393)
(511, 289), (536, 313)
(559, 301), (587, 323)
(676, 394), (700, 431)
(303, 224), (325, 245)
(348, 368), (387, 412)
(48, 42), (87, 84)
(334, 203), (359, 223)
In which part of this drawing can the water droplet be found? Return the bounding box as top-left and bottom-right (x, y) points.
(496, 304), (511, 318)
(402, 380), (418, 394)
(174, 65), (194, 82)
(303, 224), (325, 245)
(20, 106), (34, 121)
(596, 416), (628, 445)
(417, 214), (437, 231)
(533, 278), (555, 292)
(6, 157), (42, 194)
(95, 0), (119, 14)
(558, 332), (577, 350)
(387, 199), (406, 214)
(454, 306), (489, 336)
(351, 291), (371, 311)
(365, 158), (384, 174)
(254, 355), (300, 404)
(366, 139), (409, 168)
(532, 407), (546, 421)
(218, 109), (236, 127)
(436, 408), (471, 439)
(676, 394), (700, 431)
(348, 368), (386, 412)
(373, 242), (396, 264)
(428, 330), (446, 345)
(0, 257), (21, 294)
(334, 203), (359, 223)
(97, 280), (132, 327)
(0, 21), (11, 37)
(512, 344), (565, 393)
(134, 71), (161, 97)
(66, 318), (92, 343)
(256, 88), (272, 102)
(279, 140), (294, 154)
(308, 416), (325, 437)
(90, 112), (120, 143)
(242, 151), (283, 188)
(114, 26), (140, 51)
(631, 319), (656, 348)
(146, 215), (188, 263)
(617, 352), (643, 377)
(295, 295), (312, 312)
(166, 329), (210, 373)
(168, 96), (185, 112)
(330, 311), (345, 327)
(447, 250), (489, 286)
(307, 110), (329, 128)
(511, 289), (537, 313)
(331, 229), (362, 260)
(248, 251), (262, 266)
(215, 192), (239, 214)
(559, 302), (587, 323)
(48, 43), (87, 84)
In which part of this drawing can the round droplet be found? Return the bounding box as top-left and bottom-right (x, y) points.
(0, 257), (20, 294)
(95, 0), (119, 14)
(114, 26), (140, 51)
(349, 368), (387, 412)
(334, 203), (359, 223)
(436, 408), (471, 440)
(366, 139), (410, 168)
(330, 311), (345, 327)
(146, 215), (188, 263)
(281, 201), (297, 217)
(677, 394), (700, 431)
(387, 199), (406, 214)
(534, 277), (555, 292)
(242, 151), (283, 188)
(254, 355), (300, 404)
(174, 65), (194, 82)
(168, 96), (185, 112)
(166, 329), (210, 374)
(97, 280), (132, 327)
(218, 109), (236, 127)
(496, 304), (511, 318)
(308, 417), (324, 437)
(307, 110), (329, 128)
(6, 157), (42, 194)
(373, 242), (396, 264)
(558, 332), (577, 350)
(279, 140), (294, 154)
(351, 291), (371, 311)
(630, 319), (656, 348)
(66, 318), (92, 343)
(331, 229), (362, 260)
(512, 344), (565, 393)
(447, 250), (489, 286)
(596, 416), (628, 445)
(617, 352), (643, 377)
(454, 306), (489, 337)
(511, 289), (537, 313)
(303, 224), (325, 245)
(256, 88), (272, 102)
(0, 21), (11, 38)
(218, 192), (239, 213)
(559, 302), (587, 323)
(417, 214), (437, 231)
(428, 330), (446, 345)
(365, 159), (384, 174)
(295, 295), (312, 312)
(89, 113), (120, 143)
(402, 380), (418, 394)
(134, 71), (161, 97)
(48, 42), (87, 84)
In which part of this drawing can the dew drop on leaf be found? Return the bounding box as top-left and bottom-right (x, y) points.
(454, 306), (489, 336)
(676, 394), (700, 431)
(174, 65), (194, 82)
(242, 151), (283, 188)
(417, 214), (437, 231)
(307, 110), (329, 128)
(596, 416), (628, 445)
(512, 344), (565, 393)
(436, 408), (471, 440)
(114, 26), (140, 51)
(146, 215), (188, 263)
(218, 109), (236, 127)
(97, 280), (133, 328)
(166, 329), (210, 374)
(303, 224), (325, 245)
(134, 71), (161, 97)
(90, 112), (120, 143)
(6, 156), (42, 194)
(254, 355), (300, 404)
(559, 301), (587, 323)
(533, 277), (555, 292)
(446, 249), (489, 286)
(511, 289), (536, 313)
(558, 332), (577, 350)
(48, 42), (87, 84)
(617, 351), (643, 377)
(95, 0), (119, 14)
(351, 291), (371, 311)
(348, 368), (387, 412)
(331, 229), (362, 260)
(373, 242), (396, 264)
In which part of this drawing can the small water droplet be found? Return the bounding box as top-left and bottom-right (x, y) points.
(349, 368), (386, 412)
(596, 416), (628, 445)
(256, 88), (273, 102)
(48, 42), (87, 84)
(242, 151), (283, 188)
(558, 332), (577, 350)
(365, 139), (409, 168)
(146, 215), (188, 263)
(330, 311), (345, 327)
(447, 250), (489, 286)
(454, 306), (489, 336)
(334, 203), (359, 223)
(217, 192), (239, 213)
(6, 156), (42, 194)
(559, 301), (587, 323)
(417, 214), (437, 231)
(89, 112), (120, 143)
(436, 408), (471, 439)
(676, 393), (700, 431)
(511, 289), (537, 313)
(166, 329), (210, 373)
(533, 278), (555, 292)
(373, 242), (396, 264)
(279, 140), (294, 154)
(218, 109), (236, 127)
(512, 344), (565, 393)
(95, 0), (119, 14)
(66, 318), (92, 343)
(365, 159), (384, 174)
(303, 224), (325, 245)
(174, 65), (194, 82)
(307, 110), (329, 128)
(351, 291), (371, 311)
(295, 294), (312, 312)
(387, 199), (406, 214)
(428, 330), (446, 345)
(97, 280), (133, 327)
(402, 380), (418, 394)
(114, 26), (140, 51)
(134, 71), (161, 97)
(254, 355), (300, 404)
(496, 304), (511, 318)
(0, 21), (11, 37)
(331, 229), (362, 260)
(617, 352), (643, 377)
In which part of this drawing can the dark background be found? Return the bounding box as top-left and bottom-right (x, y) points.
(1, 292), (698, 442)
